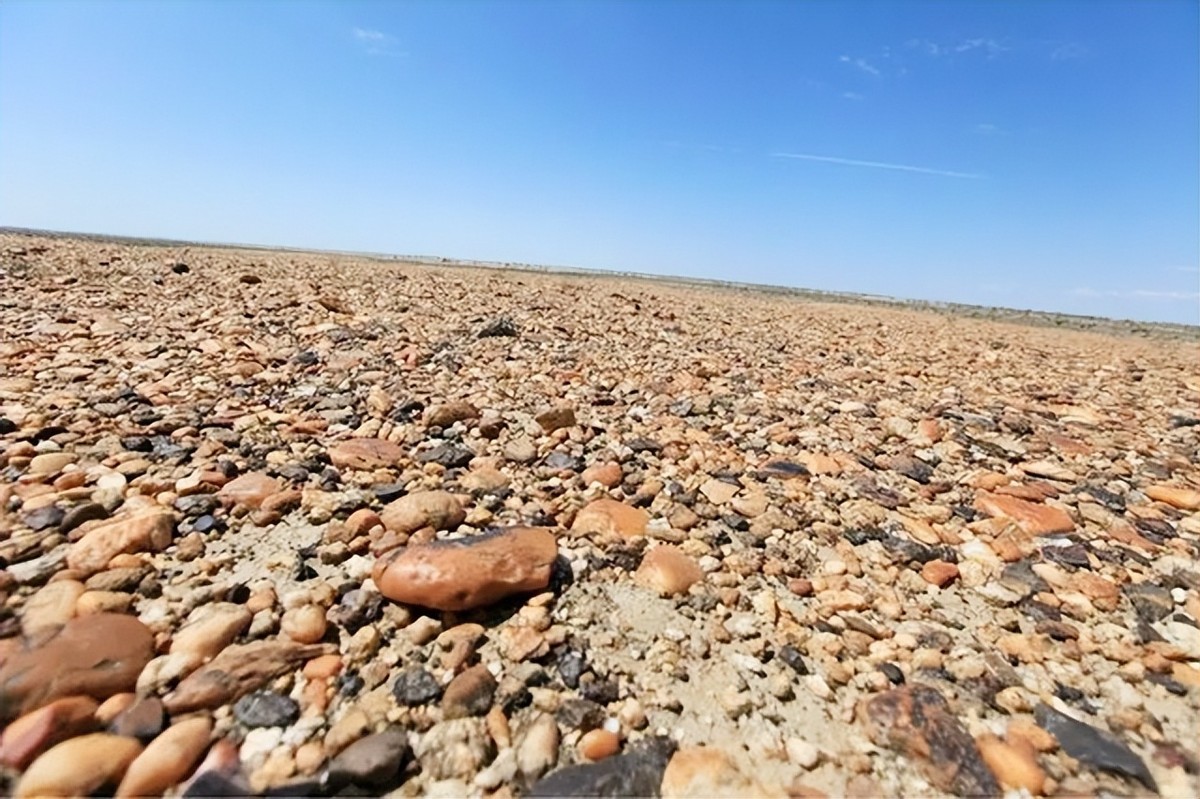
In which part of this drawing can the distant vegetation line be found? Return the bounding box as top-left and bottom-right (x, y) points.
(2, 225), (1196, 340)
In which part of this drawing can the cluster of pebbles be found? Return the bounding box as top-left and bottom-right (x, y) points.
(0, 232), (1197, 798)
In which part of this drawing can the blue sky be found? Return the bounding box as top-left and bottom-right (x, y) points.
(1, 1), (1197, 324)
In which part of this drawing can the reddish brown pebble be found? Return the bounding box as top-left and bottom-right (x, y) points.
(920, 560), (959, 588)
(577, 728), (621, 761)
(0, 695), (99, 770)
(374, 527), (557, 612)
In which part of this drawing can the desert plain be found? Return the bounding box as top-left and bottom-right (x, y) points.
(0, 230), (1198, 798)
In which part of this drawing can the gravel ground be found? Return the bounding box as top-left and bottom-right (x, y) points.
(0, 231), (1197, 798)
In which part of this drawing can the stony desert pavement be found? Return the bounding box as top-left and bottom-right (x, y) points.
(0, 231), (1197, 799)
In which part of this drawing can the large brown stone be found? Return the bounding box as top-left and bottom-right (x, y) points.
(373, 527), (558, 611)
(162, 639), (335, 714)
(0, 695), (99, 770)
(15, 733), (143, 799)
(379, 491), (465, 534)
(570, 498), (648, 539)
(973, 492), (1074, 535)
(116, 716), (213, 798)
(66, 509), (175, 575)
(0, 613), (154, 722)
(861, 684), (1000, 797)
(328, 438), (407, 470)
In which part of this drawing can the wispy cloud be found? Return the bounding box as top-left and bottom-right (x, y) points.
(842, 91), (864, 101)
(975, 122), (1007, 136)
(352, 27), (402, 56)
(1175, 266), (1200, 274)
(1050, 42), (1088, 61)
(839, 55), (880, 76)
(771, 151), (983, 179)
(1072, 287), (1200, 301)
(906, 37), (1007, 59)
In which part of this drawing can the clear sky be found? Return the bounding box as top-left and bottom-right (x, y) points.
(2, 1), (1197, 324)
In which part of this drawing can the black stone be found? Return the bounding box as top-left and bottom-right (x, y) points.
(1125, 582), (1174, 624)
(1168, 415), (1200, 428)
(557, 651), (588, 689)
(0, 417), (15, 435)
(273, 464), (311, 485)
(527, 736), (676, 798)
(580, 678), (619, 705)
(293, 350), (319, 366)
(373, 483), (407, 504)
(852, 478), (904, 509)
(556, 698), (605, 731)
(415, 442), (474, 469)
(59, 502), (108, 534)
(233, 690), (300, 728)
(843, 527), (887, 546)
(120, 435), (154, 452)
(170, 262), (190, 274)
(478, 316), (518, 338)
(22, 505), (64, 532)
(778, 645), (809, 675)
(175, 494), (220, 519)
(1041, 543), (1091, 570)
(328, 589), (383, 633)
(879, 662), (905, 685)
(337, 671), (365, 697)
(626, 437), (662, 454)
(192, 514), (224, 534)
(1145, 673), (1188, 696)
(543, 452), (584, 472)
(31, 426), (68, 443)
(1034, 703), (1157, 790)
(391, 668), (442, 706)
(755, 460), (809, 479)
(1081, 484), (1125, 512)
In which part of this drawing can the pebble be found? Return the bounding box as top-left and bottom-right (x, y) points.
(163, 639), (334, 714)
(281, 604), (328, 644)
(527, 736), (676, 797)
(976, 732), (1046, 795)
(578, 728), (621, 760)
(0, 613), (154, 722)
(0, 695), (99, 770)
(326, 728), (411, 790)
(785, 737), (821, 769)
(115, 716), (213, 798)
(570, 498), (649, 539)
(233, 690), (300, 728)
(517, 712), (561, 779)
(861, 683), (1000, 797)
(442, 664), (498, 719)
(392, 667), (443, 706)
(633, 545), (704, 595)
(373, 526), (557, 611)
(378, 490), (465, 534)
(1033, 702), (1157, 789)
(660, 746), (784, 798)
(66, 509), (174, 575)
(15, 733), (143, 798)
(415, 717), (496, 781)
